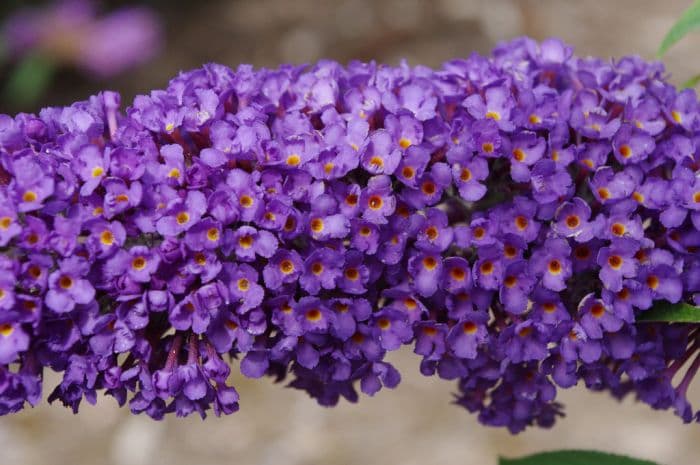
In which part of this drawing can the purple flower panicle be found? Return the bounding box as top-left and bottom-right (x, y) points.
(1, 37), (700, 432)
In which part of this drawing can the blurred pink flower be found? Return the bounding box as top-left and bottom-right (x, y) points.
(2, 0), (163, 78)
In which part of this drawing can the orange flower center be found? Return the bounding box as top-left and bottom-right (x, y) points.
(608, 255), (622, 269)
(131, 257), (147, 270)
(591, 303), (605, 318)
(425, 226), (438, 241)
(422, 257), (438, 271)
(566, 215), (580, 229)
(311, 262), (324, 275)
(176, 212), (190, 225)
(345, 267), (360, 280)
(611, 223), (625, 236)
(238, 235), (253, 249)
(59, 275), (73, 289)
(369, 156), (384, 169)
(22, 191), (37, 203)
(548, 259), (562, 274)
(100, 230), (114, 246)
(618, 144), (632, 158)
(463, 321), (478, 334)
(450, 267), (466, 281)
(280, 259), (295, 274)
(207, 228), (220, 241)
(310, 218), (324, 233)
(240, 195), (254, 208)
(368, 195), (383, 210)
(646, 275), (659, 290)
(480, 261), (494, 275)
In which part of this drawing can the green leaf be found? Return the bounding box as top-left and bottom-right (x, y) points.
(658, 0), (700, 56)
(682, 73), (700, 88)
(637, 301), (700, 323)
(2, 53), (55, 109)
(499, 450), (659, 465)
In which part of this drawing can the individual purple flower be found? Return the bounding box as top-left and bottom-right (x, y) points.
(559, 323), (602, 364)
(552, 197), (598, 242)
(578, 293), (623, 339)
(446, 312), (488, 359)
(0, 323), (29, 364)
(86, 219), (126, 258)
(228, 264), (264, 313)
(227, 225), (278, 261)
(156, 190), (207, 236)
(263, 249), (303, 290)
(530, 237), (572, 291)
(184, 218), (222, 251)
(350, 220), (380, 255)
(338, 251), (371, 295)
(102, 178), (142, 219)
(402, 163), (452, 209)
(499, 260), (536, 314)
(11, 156), (54, 212)
(442, 257), (472, 294)
(396, 146), (430, 188)
(45, 257), (95, 313)
(373, 309), (412, 351)
(104, 246), (160, 283)
(507, 131), (546, 182)
(501, 197), (540, 243)
(589, 166), (636, 205)
(359, 362), (401, 396)
(450, 154), (489, 201)
(464, 85), (515, 131)
(384, 113), (423, 150)
(300, 248), (344, 295)
(473, 249), (504, 291)
(75, 145), (108, 196)
(307, 212), (350, 242)
(294, 297), (335, 335)
(383, 80), (437, 121)
(360, 130), (401, 175)
(0, 207), (21, 246)
(638, 264), (683, 304)
(596, 239), (639, 292)
(413, 322), (448, 360)
(415, 208), (453, 252)
(408, 251), (443, 297)
(612, 124), (655, 165)
(360, 175), (396, 224)
(529, 160), (571, 204)
(499, 321), (549, 363)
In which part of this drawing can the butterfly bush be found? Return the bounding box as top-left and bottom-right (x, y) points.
(1, 37), (700, 432)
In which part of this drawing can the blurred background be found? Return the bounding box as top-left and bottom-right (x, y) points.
(1, 1), (700, 464)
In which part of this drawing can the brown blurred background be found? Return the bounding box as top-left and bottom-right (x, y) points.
(2, 1), (700, 464)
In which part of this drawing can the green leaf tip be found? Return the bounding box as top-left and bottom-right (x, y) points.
(658, 0), (700, 57)
(637, 301), (700, 323)
(499, 449), (659, 465)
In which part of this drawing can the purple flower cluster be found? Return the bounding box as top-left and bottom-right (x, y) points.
(1, 37), (700, 431)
